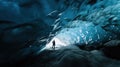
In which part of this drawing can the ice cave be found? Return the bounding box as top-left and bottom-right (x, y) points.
(0, 0), (120, 67)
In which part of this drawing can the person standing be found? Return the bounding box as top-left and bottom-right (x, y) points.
(52, 40), (55, 50)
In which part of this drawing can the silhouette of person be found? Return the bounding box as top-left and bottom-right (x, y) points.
(52, 40), (55, 50)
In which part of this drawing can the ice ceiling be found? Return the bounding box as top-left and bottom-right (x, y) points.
(45, 0), (120, 50)
(0, 0), (120, 53)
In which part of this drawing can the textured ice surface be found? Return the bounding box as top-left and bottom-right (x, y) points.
(46, 0), (120, 49)
(53, 21), (118, 46)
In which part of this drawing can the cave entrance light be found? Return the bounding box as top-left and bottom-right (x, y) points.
(44, 37), (68, 50)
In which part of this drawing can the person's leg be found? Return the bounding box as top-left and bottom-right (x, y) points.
(53, 45), (55, 50)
